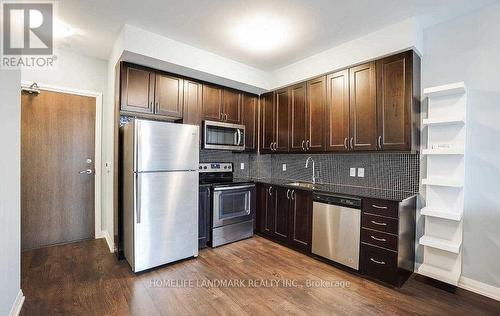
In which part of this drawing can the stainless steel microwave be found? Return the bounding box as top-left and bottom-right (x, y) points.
(203, 120), (245, 151)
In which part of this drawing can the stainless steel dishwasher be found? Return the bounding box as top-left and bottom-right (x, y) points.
(312, 193), (361, 270)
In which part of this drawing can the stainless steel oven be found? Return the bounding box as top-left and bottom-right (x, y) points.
(212, 183), (255, 247)
(203, 120), (245, 151)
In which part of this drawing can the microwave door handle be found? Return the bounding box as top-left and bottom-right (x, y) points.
(237, 129), (242, 145)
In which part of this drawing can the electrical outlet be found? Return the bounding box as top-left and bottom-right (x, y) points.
(240, 163), (245, 170)
(282, 164), (287, 171)
(357, 168), (365, 177)
(350, 168), (356, 177)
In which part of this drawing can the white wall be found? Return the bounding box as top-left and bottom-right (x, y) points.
(269, 18), (423, 89)
(21, 49), (109, 236)
(422, 2), (500, 288)
(0, 69), (23, 316)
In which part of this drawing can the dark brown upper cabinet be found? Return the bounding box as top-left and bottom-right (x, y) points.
(376, 51), (420, 151)
(120, 64), (155, 114)
(154, 73), (184, 118)
(260, 92), (275, 153)
(222, 89), (241, 123)
(289, 82), (307, 152)
(349, 62), (377, 151)
(326, 70), (350, 151)
(182, 79), (202, 126)
(202, 84), (223, 121)
(275, 87), (290, 152)
(241, 93), (258, 151)
(306, 76), (326, 152)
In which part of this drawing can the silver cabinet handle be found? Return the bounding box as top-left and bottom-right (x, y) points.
(306, 140), (310, 150)
(344, 137), (348, 149)
(301, 140), (305, 151)
(371, 236), (387, 242)
(78, 169), (93, 175)
(136, 174), (141, 224)
(372, 204), (388, 209)
(377, 136), (382, 149)
(286, 189), (290, 199)
(291, 190), (295, 200)
(370, 258), (386, 265)
(371, 220), (387, 226)
(224, 113), (228, 121)
(350, 137), (354, 149)
(268, 186), (273, 196)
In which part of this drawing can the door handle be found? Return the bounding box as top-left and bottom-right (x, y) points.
(286, 189), (290, 199)
(301, 140), (305, 151)
(370, 258), (386, 265)
(268, 186), (273, 196)
(236, 129), (242, 146)
(350, 137), (354, 149)
(344, 137), (348, 149)
(291, 190), (295, 200)
(78, 169), (93, 175)
(306, 140), (310, 150)
(377, 136), (382, 149)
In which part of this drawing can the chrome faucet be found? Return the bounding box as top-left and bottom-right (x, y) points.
(305, 156), (317, 184)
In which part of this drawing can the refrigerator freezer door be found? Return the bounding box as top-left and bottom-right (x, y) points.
(136, 119), (199, 172)
(134, 171), (198, 272)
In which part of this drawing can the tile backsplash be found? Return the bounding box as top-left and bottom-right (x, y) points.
(200, 150), (419, 194)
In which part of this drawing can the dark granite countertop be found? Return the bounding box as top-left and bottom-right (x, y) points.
(234, 178), (417, 202)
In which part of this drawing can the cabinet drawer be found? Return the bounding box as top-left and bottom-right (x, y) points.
(363, 198), (398, 218)
(362, 213), (398, 235)
(361, 243), (398, 284)
(361, 228), (398, 251)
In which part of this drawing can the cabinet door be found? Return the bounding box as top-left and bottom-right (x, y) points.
(120, 64), (154, 114)
(222, 89), (241, 123)
(289, 189), (312, 251)
(241, 93), (258, 151)
(274, 187), (290, 241)
(275, 88), (290, 152)
(183, 80), (202, 126)
(326, 70), (350, 151)
(154, 73), (183, 117)
(376, 51), (413, 151)
(349, 62), (377, 151)
(306, 76), (326, 152)
(289, 82), (307, 152)
(260, 92), (274, 153)
(264, 186), (276, 236)
(202, 84), (223, 121)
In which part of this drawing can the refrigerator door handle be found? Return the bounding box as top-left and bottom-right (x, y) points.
(136, 174), (141, 224)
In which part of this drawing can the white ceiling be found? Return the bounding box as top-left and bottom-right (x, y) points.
(57, 0), (496, 71)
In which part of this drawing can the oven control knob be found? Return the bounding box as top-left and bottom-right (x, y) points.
(203, 166), (207, 169)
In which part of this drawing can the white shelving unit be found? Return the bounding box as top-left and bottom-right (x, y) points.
(418, 82), (466, 286)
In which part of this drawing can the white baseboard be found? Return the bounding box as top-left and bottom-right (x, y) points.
(9, 290), (24, 316)
(459, 276), (500, 301)
(100, 230), (115, 253)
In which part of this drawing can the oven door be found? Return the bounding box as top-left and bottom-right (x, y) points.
(203, 120), (245, 151)
(212, 184), (255, 228)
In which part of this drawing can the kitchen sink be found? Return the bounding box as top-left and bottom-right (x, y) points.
(287, 182), (316, 189)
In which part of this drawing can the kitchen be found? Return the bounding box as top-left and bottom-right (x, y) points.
(2, 1), (500, 315)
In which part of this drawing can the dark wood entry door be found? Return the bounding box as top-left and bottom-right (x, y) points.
(21, 90), (96, 250)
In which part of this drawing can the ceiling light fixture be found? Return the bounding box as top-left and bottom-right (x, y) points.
(232, 14), (289, 53)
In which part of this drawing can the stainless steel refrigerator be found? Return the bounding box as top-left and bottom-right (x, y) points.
(122, 119), (199, 272)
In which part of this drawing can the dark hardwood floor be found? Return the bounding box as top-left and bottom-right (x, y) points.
(21, 236), (500, 316)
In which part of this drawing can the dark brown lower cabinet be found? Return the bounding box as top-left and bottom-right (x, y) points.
(360, 196), (417, 287)
(256, 184), (312, 252)
(256, 183), (416, 288)
(198, 186), (211, 249)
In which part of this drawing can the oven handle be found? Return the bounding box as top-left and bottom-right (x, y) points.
(213, 184), (255, 191)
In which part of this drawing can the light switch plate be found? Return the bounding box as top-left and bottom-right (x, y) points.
(282, 164), (287, 171)
(357, 168), (365, 177)
(350, 168), (356, 177)
(240, 163), (245, 170)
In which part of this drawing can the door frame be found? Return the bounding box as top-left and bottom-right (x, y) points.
(21, 81), (104, 239)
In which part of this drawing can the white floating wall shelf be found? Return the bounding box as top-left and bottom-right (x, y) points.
(419, 82), (466, 286)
